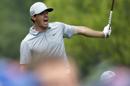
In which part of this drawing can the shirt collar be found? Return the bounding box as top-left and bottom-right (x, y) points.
(29, 26), (39, 35)
(29, 25), (51, 36)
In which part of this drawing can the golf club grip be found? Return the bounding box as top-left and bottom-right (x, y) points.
(108, 11), (113, 25)
(108, 0), (115, 26)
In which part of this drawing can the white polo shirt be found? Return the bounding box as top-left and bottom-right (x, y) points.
(20, 22), (75, 64)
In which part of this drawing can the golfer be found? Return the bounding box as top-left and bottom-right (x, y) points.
(20, 2), (111, 69)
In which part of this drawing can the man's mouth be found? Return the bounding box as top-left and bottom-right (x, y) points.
(44, 19), (48, 22)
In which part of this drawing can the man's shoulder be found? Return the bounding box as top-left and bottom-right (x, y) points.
(49, 21), (63, 25)
(49, 22), (65, 28)
(21, 34), (35, 45)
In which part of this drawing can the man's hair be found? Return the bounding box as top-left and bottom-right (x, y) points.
(31, 18), (35, 23)
(31, 15), (36, 23)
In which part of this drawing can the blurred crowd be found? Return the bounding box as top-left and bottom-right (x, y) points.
(0, 57), (79, 86)
(99, 67), (130, 86)
(1, 57), (130, 86)
(0, 58), (40, 86)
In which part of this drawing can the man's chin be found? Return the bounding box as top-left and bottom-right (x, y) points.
(41, 23), (48, 27)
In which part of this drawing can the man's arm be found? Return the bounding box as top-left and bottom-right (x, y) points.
(73, 25), (111, 38)
(20, 41), (31, 71)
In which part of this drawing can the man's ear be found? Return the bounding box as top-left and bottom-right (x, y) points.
(32, 16), (36, 21)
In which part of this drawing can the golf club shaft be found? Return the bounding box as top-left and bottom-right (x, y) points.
(108, 0), (115, 27)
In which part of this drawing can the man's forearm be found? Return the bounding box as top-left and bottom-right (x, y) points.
(74, 26), (105, 38)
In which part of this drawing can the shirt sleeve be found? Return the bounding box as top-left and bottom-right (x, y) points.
(20, 41), (31, 64)
(61, 23), (76, 38)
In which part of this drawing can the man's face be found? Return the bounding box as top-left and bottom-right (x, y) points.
(33, 11), (49, 29)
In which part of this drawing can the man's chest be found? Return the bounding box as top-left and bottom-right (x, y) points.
(29, 31), (64, 53)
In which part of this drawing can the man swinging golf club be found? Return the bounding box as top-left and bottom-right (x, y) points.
(20, 2), (111, 70)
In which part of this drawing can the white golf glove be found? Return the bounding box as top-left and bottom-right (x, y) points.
(103, 24), (112, 38)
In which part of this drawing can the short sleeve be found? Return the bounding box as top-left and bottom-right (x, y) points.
(62, 23), (75, 38)
(20, 41), (31, 64)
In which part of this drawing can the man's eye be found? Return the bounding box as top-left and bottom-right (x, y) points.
(39, 11), (48, 15)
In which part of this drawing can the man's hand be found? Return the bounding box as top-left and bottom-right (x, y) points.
(103, 24), (112, 38)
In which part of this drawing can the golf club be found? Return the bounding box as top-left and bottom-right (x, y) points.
(108, 0), (115, 27)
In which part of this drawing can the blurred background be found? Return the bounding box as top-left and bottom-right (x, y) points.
(0, 0), (130, 83)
